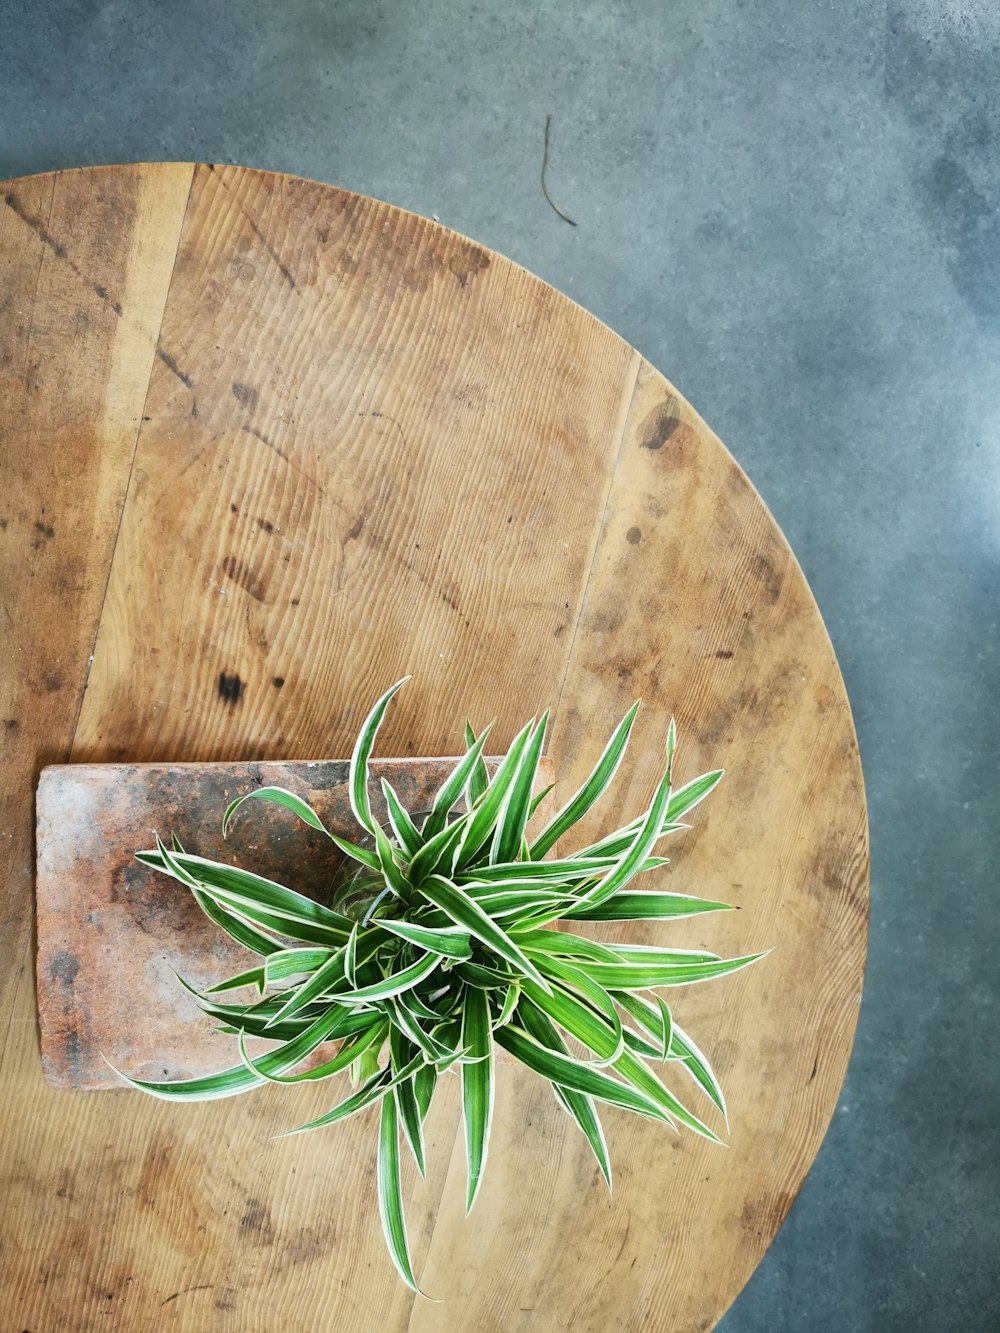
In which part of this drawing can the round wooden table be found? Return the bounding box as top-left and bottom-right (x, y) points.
(0, 164), (868, 1330)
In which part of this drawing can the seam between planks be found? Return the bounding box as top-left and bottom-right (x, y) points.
(549, 346), (643, 741)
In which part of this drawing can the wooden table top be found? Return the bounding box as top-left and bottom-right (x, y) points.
(0, 163), (868, 1331)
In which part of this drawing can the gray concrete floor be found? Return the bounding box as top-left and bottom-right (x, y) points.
(2, 1), (997, 1328)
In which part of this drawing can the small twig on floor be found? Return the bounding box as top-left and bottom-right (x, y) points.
(541, 114), (577, 226)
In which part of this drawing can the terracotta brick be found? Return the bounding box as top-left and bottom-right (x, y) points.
(36, 756), (553, 1088)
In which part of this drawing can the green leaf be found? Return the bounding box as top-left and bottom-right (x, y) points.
(514, 927), (623, 966)
(422, 726), (494, 840)
(565, 891), (735, 921)
(136, 848), (351, 938)
(222, 785), (327, 839)
(398, 985), (454, 1024)
(377, 1089), (421, 1292)
(521, 975), (623, 1065)
(334, 951), (440, 1005)
(457, 959), (518, 989)
(573, 731), (678, 909)
(495, 984), (520, 1030)
(527, 783), (555, 820)
(390, 1029), (426, 1176)
(530, 700), (640, 858)
(203, 1008), (313, 1042)
(611, 943), (720, 965)
(189, 886), (282, 956)
(455, 719), (535, 868)
(610, 1045), (720, 1141)
(378, 918), (472, 959)
(414, 1063), (437, 1121)
(205, 965), (266, 995)
(237, 1019), (387, 1085)
(419, 875), (551, 992)
(461, 987), (494, 1213)
(329, 833), (381, 871)
(522, 958), (624, 1064)
(463, 722), (490, 806)
(518, 1002), (611, 1188)
(490, 711), (548, 864)
(669, 1021), (728, 1126)
(373, 820), (410, 898)
(615, 991), (672, 1059)
(407, 812), (470, 886)
(495, 1024), (669, 1121)
(350, 677), (410, 836)
(580, 770), (724, 860)
(577, 951), (768, 990)
(110, 1002), (361, 1102)
(388, 995), (450, 1063)
(155, 837), (289, 960)
(344, 923), (360, 987)
(457, 857), (610, 884)
(266, 948), (347, 1027)
(457, 886), (574, 921)
(263, 947), (335, 987)
(665, 768), (724, 822)
(203, 896), (349, 950)
(279, 1051), (424, 1136)
(380, 779), (423, 858)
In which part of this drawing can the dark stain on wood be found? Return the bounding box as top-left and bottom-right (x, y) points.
(244, 215), (298, 291)
(217, 672), (245, 705)
(93, 284), (123, 316)
(43, 671), (63, 693)
(751, 552), (784, 605)
(221, 555), (267, 602)
(4, 191), (68, 258)
(231, 382), (258, 411)
(626, 525), (642, 545)
(240, 1198), (275, 1245)
(448, 244), (491, 289)
(640, 405), (682, 450)
(156, 348), (194, 390)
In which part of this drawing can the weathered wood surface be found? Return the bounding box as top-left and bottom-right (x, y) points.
(0, 163), (867, 1331)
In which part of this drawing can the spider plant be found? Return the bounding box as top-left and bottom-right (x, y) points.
(116, 678), (766, 1292)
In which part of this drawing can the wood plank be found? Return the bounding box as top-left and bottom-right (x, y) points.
(0, 163), (193, 1036)
(0, 161), (195, 1326)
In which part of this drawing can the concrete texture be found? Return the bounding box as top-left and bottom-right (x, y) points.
(1, 0), (996, 1326)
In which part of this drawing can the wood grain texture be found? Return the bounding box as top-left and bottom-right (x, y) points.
(0, 164), (867, 1331)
